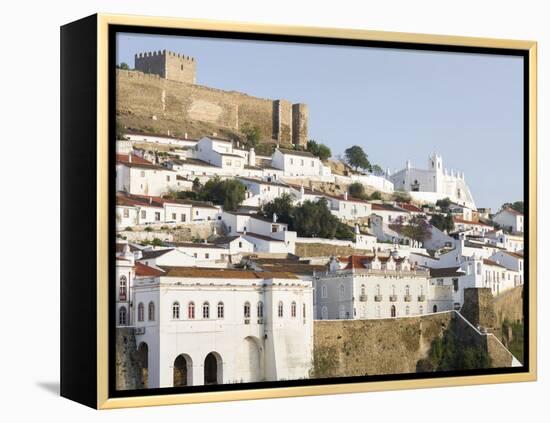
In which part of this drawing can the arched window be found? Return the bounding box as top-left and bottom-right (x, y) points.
(477, 262), (482, 275)
(433, 305), (438, 313)
(148, 301), (155, 321)
(187, 302), (195, 319)
(419, 305), (424, 315)
(278, 301), (284, 318)
(172, 302), (180, 319)
(202, 302), (210, 319)
(257, 301), (264, 318)
(338, 304), (346, 319)
(390, 305), (396, 317)
(391, 285), (396, 295)
(137, 302), (144, 322)
(321, 285), (327, 298)
(217, 302), (224, 319)
(119, 275), (127, 300)
(302, 303), (306, 320)
(339, 284), (345, 299)
(291, 301), (297, 318)
(321, 306), (328, 320)
(360, 284), (366, 296)
(244, 302), (251, 318)
(405, 305), (410, 315)
(376, 284), (381, 296)
(420, 285), (424, 296)
(405, 285), (410, 296)
(118, 306), (127, 325)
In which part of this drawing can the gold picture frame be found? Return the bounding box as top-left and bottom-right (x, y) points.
(61, 13), (537, 409)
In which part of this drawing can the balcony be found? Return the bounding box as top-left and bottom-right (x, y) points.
(374, 295), (382, 302)
(359, 294), (367, 302)
(389, 295), (397, 302)
(418, 295), (426, 302)
(404, 295), (412, 302)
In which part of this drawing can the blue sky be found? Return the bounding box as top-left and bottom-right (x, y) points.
(117, 33), (524, 211)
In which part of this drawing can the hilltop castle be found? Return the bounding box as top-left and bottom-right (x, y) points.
(121, 50), (308, 146)
(135, 50), (196, 84)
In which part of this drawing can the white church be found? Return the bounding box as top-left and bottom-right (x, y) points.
(388, 153), (476, 209)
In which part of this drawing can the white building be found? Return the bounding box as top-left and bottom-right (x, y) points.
(116, 154), (182, 197)
(222, 211), (297, 254)
(125, 266), (313, 388)
(388, 154), (476, 209)
(493, 208), (524, 233)
(315, 254), (430, 320)
(238, 177), (293, 207)
(485, 230), (524, 252)
(271, 148), (328, 177)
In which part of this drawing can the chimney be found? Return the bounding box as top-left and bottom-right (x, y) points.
(128, 154), (132, 163)
(273, 213), (278, 223)
(344, 192), (348, 200)
(149, 197), (152, 204)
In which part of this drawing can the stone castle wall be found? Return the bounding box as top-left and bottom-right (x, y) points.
(117, 69), (307, 146)
(116, 327), (145, 391)
(312, 311), (514, 378)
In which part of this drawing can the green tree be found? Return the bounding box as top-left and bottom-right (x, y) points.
(430, 213), (454, 233)
(240, 122), (261, 147)
(192, 177), (202, 192)
(436, 197), (452, 213)
(399, 216), (432, 243)
(199, 177), (246, 211)
(501, 201), (524, 214)
(260, 193), (295, 228)
(344, 145), (371, 171)
(371, 164), (384, 176)
(306, 139), (332, 161)
(370, 191), (382, 201)
(293, 198), (353, 240)
(117, 62), (130, 70)
(348, 182), (367, 199)
(393, 191), (412, 203)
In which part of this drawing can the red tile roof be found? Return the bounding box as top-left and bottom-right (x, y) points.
(454, 217), (493, 227)
(397, 203), (423, 213)
(483, 259), (506, 268)
(337, 255), (405, 270)
(158, 266), (298, 279)
(116, 153), (154, 165)
(135, 262), (164, 277)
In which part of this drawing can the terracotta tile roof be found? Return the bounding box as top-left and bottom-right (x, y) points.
(397, 203), (423, 213)
(158, 266), (298, 279)
(116, 153), (154, 165)
(116, 192), (215, 209)
(135, 262), (165, 277)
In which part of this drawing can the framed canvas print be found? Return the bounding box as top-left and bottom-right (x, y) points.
(60, 14), (537, 409)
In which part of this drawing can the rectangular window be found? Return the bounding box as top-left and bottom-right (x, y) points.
(181, 214), (186, 222)
(166, 175), (171, 181)
(452, 278), (459, 292)
(123, 208), (129, 218)
(311, 160), (314, 167)
(205, 253), (210, 259)
(172, 213), (176, 220)
(140, 210), (146, 219)
(140, 171), (145, 177)
(155, 212), (161, 221)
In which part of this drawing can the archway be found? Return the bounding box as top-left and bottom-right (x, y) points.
(173, 354), (193, 387)
(137, 342), (148, 388)
(240, 337), (263, 382)
(433, 305), (438, 313)
(204, 352), (222, 385)
(390, 305), (396, 317)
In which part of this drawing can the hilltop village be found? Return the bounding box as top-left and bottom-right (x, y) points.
(115, 50), (525, 389)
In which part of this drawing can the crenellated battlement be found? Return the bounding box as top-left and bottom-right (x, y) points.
(135, 50), (196, 84)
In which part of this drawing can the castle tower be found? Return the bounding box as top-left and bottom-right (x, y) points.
(291, 103), (308, 147)
(134, 50), (196, 84)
